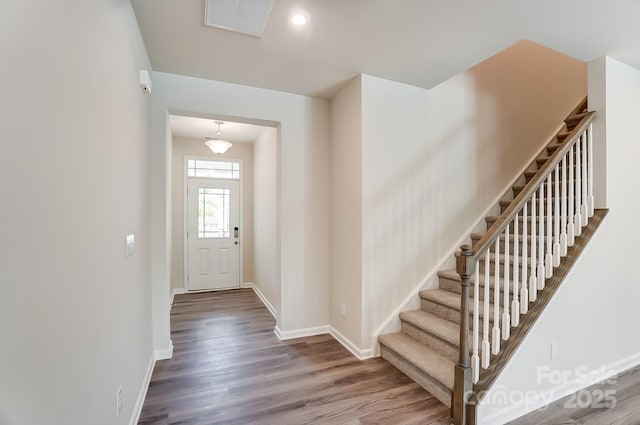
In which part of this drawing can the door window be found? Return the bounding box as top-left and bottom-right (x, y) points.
(198, 188), (230, 238)
(188, 159), (239, 179)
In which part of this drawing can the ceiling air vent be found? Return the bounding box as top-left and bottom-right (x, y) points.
(205, 0), (276, 38)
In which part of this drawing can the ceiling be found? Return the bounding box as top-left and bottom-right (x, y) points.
(170, 115), (268, 143)
(131, 0), (640, 99)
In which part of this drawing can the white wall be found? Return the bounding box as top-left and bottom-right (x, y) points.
(477, 56), (640, 425)
(330, 76), (364, 347)
(253, 128), (280, 316)
(359, 40), (587, 350)
(171, 137), (254, 291)
(0, 2), (153, 425)
(150, 72), (330, 344)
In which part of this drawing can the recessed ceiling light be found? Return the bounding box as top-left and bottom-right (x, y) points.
(290, 10), (309, 26)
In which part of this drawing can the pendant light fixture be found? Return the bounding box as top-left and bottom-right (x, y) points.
(205, 121), (233, 155)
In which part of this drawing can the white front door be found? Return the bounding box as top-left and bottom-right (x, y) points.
(187, 178), (240, 291)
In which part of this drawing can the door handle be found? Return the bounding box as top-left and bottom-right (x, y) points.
(234, 226), (239, 238)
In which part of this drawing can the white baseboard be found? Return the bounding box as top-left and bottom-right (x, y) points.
(244, 282), (277, 319)
(170, 288), (186, 307)
(329, 327), (374, 360)
(154, 340), (174, 361)
(274, 325), (330, 340)
(273, 323), (374, 361)
(129, 352), (156, 425)
(479, 352), (640, 425)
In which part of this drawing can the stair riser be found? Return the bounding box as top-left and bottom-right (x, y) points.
(379, 345), (452, 408)
(420, 298), (493, 327)
(401, 321), (459, 359)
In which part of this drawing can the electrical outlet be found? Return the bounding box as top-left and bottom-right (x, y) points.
(116, 386), (123, 417)
(340, 303), (346, 318)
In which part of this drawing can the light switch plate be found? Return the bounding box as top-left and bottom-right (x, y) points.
(125, 234), (135, 257)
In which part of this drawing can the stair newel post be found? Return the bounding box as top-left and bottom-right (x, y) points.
(454, 245), (475, 425)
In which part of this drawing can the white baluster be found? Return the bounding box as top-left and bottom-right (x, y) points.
(588, 123), (595, 217)
(553, 164), (561, 266)
(502, 224), (511, 340)
(529, 191), (537, 301)
(520, 203), (528, 314)
(545, 174), (553, 278)
(538, 184), (545, 290)
(575, 136), (583, 235)
(581, 129), (589, 226)
(560, 155), (568, 256)
(512, 212), (520, 327)
(482, 248), (491, 368)
(492, 238), (501, 355)
(472, 265), (480, 383)
(567, 145), (576, 245)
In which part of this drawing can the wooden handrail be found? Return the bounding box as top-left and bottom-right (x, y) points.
(453, 101), (595, 425)
(470, 111), (595, 263)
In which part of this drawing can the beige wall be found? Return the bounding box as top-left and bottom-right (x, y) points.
(253, 127), (280, 315)
(326, 40), (587, 353)
(171, 137), (254, 290)
(330, 76), (364, 348)
(361, 41), (586, 349)
(0, 2), (153, 424)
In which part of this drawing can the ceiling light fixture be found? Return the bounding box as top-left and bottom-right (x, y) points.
(290, 10), (309, 26)
(205, 121), (233, 155)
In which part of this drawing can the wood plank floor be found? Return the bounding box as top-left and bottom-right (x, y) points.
(138, 289), (452, 425)
(508, 364), (640, 425)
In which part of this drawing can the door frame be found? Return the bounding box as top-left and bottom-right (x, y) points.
(183, 155), (244, 291)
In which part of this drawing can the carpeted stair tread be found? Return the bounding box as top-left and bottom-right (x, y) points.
(378, 332), (455, 391)
(400, 310), (460, 347)
(420, 289), (495, 319)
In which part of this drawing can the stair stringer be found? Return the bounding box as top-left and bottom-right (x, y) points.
(469, 209), (609, 425)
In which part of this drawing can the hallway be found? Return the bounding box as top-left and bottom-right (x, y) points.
(138, 289), (451, 424)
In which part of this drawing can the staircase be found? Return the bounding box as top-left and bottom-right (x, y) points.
(378, 97), (603, 422)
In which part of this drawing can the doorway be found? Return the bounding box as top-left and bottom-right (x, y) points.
(186, 176), (240, 291)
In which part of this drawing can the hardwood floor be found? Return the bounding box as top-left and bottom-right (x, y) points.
(138, 289), (452, 425)
(508, 364), (640, 425)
